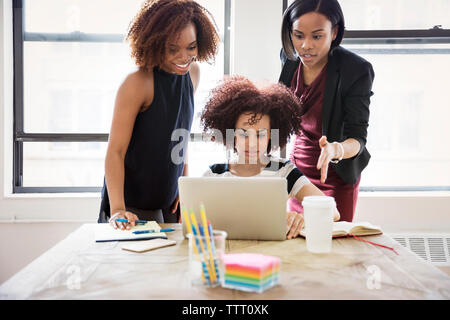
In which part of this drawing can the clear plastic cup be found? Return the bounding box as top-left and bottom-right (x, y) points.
(187, 230), (227, 287)
(302, 196), (335, 253)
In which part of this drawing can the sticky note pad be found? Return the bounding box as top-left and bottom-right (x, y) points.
(221, 253), (280, 293)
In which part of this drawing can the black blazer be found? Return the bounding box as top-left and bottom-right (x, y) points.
(279, 46), (375, 185)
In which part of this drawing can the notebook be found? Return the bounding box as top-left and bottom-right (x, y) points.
(299, 221), (382, 238)
(121, 239), (176, 253)
(94, 221), (168, 242)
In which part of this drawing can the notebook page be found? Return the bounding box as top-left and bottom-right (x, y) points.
(333, 221), (355, 235)
(94, 221), (166, 242)
(333, 221), (382, 235)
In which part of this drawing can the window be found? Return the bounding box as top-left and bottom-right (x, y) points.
(284, 0), (450, 191)
(14, 0), (450, 193)
(13, 0), (229, 192)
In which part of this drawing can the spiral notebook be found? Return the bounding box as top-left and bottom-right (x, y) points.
(94, 222), (168, 242)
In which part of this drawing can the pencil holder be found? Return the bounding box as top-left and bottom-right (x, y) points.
(187, 230), (227, 287)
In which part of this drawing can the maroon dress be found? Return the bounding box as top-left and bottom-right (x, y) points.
(289, 63), (361, 222)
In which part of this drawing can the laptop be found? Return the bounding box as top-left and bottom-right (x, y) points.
(178, 176), (288, 240)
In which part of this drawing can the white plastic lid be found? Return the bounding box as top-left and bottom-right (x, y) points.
(302, 196), (336, 208)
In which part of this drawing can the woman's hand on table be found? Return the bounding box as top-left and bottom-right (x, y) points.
(286, 211), (305, 240)
(109, 210), (139, 230)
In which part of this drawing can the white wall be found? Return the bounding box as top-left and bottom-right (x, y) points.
(1, 0), (450, 285)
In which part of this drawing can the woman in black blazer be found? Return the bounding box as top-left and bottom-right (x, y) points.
(279, 0), (374, 221)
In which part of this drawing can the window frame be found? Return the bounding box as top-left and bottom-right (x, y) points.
(12, 0), (231, 193)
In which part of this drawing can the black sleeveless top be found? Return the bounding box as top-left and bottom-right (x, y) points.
(98, 67), (194, 221)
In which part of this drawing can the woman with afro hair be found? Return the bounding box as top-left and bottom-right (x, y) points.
(201, 76), (340, 239)
(99, 0), (220, 230)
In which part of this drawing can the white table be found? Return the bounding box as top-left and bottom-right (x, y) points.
(1, 223), (449, 299)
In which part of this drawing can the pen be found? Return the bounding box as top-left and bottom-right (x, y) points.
(200, 204), (217, 283)
(207, 221), (219, 280)
(190, 211), (213, 285)
(132, 228), (175, 234)
(207, 222), (217, 256)
(182, 206), (207, 284)
(115, 218), (147, 224)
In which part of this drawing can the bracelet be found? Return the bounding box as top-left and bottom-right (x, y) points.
(330, 142), (344, 164)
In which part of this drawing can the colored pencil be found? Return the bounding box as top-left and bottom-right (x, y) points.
(190, 210), (213, 285)
(200, 203), (217, 283)
(182, 206), (206, 284)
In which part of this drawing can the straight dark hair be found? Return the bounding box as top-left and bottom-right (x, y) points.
(281, 0), (345, 60)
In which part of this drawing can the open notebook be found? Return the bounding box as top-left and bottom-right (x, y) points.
(94, 221), (168, 242)
(300, 221), (382, 238)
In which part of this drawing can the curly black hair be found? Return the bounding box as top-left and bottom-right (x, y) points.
(126, 0), (220, 71)
(201, 76), (304, 152)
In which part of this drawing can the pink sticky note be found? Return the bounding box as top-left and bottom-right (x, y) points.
(222, 253), (280, 271)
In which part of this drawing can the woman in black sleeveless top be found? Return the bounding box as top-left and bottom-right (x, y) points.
(98, 0), (220, 229)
